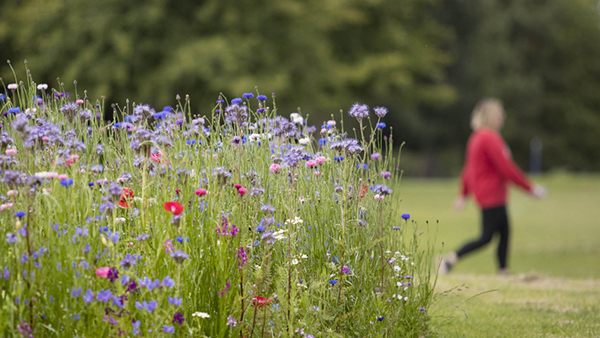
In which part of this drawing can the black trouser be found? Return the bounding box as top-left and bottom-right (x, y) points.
(456, 205), (509, 269)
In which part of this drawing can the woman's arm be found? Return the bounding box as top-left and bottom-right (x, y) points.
(484, 132), (533, 192)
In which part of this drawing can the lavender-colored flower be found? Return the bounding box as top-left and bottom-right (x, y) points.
(342, 266), (351, 274)
(3, 267), (9, 280)
(119, 254), (137, 270)
(163, 325), (175, 333)
(348, 103), (369, 119)
(137, 233), (150, 241)
(168, 296), (183, 306)
(227, 315), (238, 327)
(2, 170), (27, 188)
(260, 204), (276, 214)
(329, 139), (363, 155)
(283, 146), (308, 167)
(136, 300), (158, 312)
(17, 321), (33, 338)
(6, 233), (17, 244)
(374, 106), (388, 118)
(372, 184), (393, 196)
(71, 287), (82, 298)
(97, 289), (113, 302)
(168, 250), (187, 265)
(162, 275), (175, 288)
(59, 102), (79, 122)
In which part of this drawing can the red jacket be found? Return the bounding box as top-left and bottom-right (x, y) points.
(460, 128), (532, 208)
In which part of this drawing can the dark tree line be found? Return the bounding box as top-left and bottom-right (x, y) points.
(1, 0), (599, 175)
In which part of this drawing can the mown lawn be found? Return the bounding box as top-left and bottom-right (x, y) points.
(398, 173), (600, 337)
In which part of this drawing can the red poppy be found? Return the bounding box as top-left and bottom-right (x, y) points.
(118, 188), (135, 208)
(252, 297), (272, 307)
(164, 201), (184, 215)
(360, 185), (368, 199)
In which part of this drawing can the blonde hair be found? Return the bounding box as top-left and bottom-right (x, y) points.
(470, 98), (504, 130)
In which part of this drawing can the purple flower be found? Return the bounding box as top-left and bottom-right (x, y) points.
(97, 289), (113, 302)
(377, 316), (384, 321)
(170, 250), (189, 264)
(419, 307), (426, 311)
(372, 184), (393, 196)
(243, 93), (254, 99)
(83, 289), (94, 304)
(257, 95), (267, 101)
(374, 106), (388, 118)
(137, 233), (149, 241)
(231, 98), (243, 105)
(168, 296), (183, 306)
(4, 266), (10, 280)
(119, 254), (136, 270)
(227, 315), (237, 327)
(172, 312), (185, 325)
(162, 276), (175, 288)
(15, 211), (26, 218)
(6, 233), (17, 244)
(108, 267), (119, 283)
(342, 266), (351, 274)
(71, 287), (82, 298)
(163, 325), (175, 333)
(136, 300), (158, 313)
(237, 247), (247, 269)
(348, 103), (369, 119)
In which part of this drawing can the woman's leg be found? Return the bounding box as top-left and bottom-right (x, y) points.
(496, 206), (509, 271)
(455, 207), (498, 259)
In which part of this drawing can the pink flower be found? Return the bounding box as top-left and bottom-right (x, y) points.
(234, 184), (242, 189)
(195, 189), (207, 196)
(164, 239), (174, 253)
(58, 174), (69, 180)
(95, 267), (110, 278)
(305, 160), (317, 168)
(315, 156), (326, 164)
(6, 190), (18, 197)
(42, 136), (49, 142)
(321, 128), (327, 134)
(76, 99), (84, 104)
(0, 203), (14, 211)
(327, 120), (336, 126)
(238, 187), (248, 196)
(269, 164), (280, 173)
(5, 148), (17, 155)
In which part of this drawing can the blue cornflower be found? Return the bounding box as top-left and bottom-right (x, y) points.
(163, 106), (172, 112)
(168, 296), (183, 306)
(186, 139), (196, 145)
(15, 211), (26, 218)
(153, 111), (167, 119)
(376, 122), (386, 129)
(318, 138), (328, 146)
(108, 231), (120, 244)
(401, 213), (410, 220)
(231, 98), (243, 105)
(356, 164), (368, 170)
(328, 280), (338, 285)
(6, 233), (17, 244)
(216, 99), (224, 104)
(256, 226), (265, 232)
(257, 95), (267, 101)
(83, 289), (94, 303)
(243, 93), (254, 99)
(97, 289), (113, 302)
(113, 295), (124, 308)
(7, 107), (21, 114)
(88, 182), (94, 187)
(60, 179), (74, 187)
(377, 316), (384, 321)
(257, 108), (265, 113)
(334, 156), (344, 162)
(176, 236), (184, 243)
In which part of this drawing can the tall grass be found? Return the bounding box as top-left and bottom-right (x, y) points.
(0, 63), (436, 337)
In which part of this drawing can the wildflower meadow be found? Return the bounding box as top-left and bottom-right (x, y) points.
(0, 64), (436, 337)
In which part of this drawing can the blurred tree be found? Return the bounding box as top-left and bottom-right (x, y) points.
(432, 0), (600, 173)
(0, 0), (453, 122)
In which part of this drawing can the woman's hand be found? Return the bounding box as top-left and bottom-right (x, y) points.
(532, 184), (547, 198)
(454, 196), (467, 211)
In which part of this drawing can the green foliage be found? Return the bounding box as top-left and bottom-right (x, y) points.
(0, 70), (436, 337)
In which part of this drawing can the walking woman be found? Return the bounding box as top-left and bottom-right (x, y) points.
(440, 99), (546, 276)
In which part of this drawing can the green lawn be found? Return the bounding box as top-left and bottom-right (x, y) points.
(398, 173), (600, 337)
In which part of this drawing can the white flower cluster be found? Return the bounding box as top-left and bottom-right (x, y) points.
(285, 216), (303, 225)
